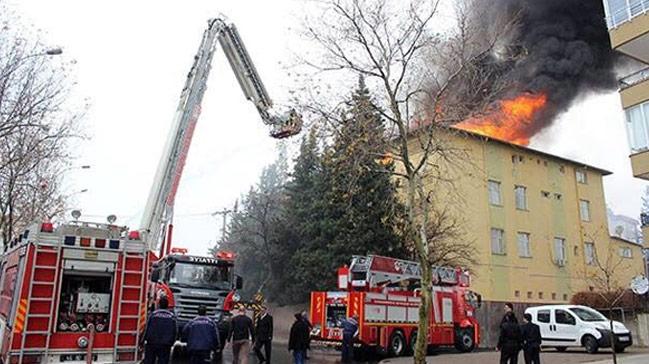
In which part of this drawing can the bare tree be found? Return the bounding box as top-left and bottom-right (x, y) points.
(0, 1), (83, 250)
(295, 0), (514, 360)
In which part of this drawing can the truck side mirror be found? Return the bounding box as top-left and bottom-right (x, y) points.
(235, 275), (243, 290)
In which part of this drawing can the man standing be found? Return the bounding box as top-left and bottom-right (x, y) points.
(144, 296), (177, 364)
(183, 305), (220, 364)
(288, 313), (310, 364)
(229, 306), (255, 364)
(497, 312), (522, 364)
(301, 311), (313, 360)
(254, 307), (273, 363)
(340, 314), (359, 363)
(520, 313), (542, 364)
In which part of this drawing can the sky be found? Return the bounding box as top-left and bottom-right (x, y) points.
(11, 0), (648, 255)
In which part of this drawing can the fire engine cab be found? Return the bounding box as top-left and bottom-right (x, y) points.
(0, 218), (153, 364)
(309, 255), (482, 357)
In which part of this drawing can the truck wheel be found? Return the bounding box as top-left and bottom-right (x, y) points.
(454, 328), (475, 353)
(583, 335), (599, 354)
(388, 331), (406, 357)
(408, 330), (418, 355)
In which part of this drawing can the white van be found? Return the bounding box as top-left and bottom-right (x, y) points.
(524, 305), (632, 353)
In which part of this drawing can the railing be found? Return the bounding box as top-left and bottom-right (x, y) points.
(640, 212), (649, 227)
(606, 0), (649, 29)
(620, 66), (649, 89)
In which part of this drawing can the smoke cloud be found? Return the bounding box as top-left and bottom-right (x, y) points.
(473, 0), (617, 136)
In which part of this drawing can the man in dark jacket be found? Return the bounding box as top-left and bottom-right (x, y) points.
(183, 305), (220, 364)
(288, 313), (310, 364)
(497, 311), (522, 364)
(253, 307), (273, 363)
(340, 314), (359, 363)
(520, 313), (542, 364)
(229, 306), (255, 364)
(144, 296), (177, 364)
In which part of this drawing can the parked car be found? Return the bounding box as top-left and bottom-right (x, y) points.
(524, 305), (632, 354)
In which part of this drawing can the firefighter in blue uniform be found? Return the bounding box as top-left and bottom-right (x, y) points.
(144, 296), (177, 364)
(183, 305), (221, 364)
(341, 314), (359, 363)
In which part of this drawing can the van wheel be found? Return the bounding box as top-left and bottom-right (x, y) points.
(455, 328), (475, 352)
(583, 335), (599, 354)
(389, 331), (406, 357)
(555, 347), (567, 352)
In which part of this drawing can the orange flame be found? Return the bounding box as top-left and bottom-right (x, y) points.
(455, 93), (548, 146)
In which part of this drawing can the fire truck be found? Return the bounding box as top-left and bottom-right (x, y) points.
(0, 15), (300, 364)
(0, 219), (154, 363)
(309, 255), (482, 358)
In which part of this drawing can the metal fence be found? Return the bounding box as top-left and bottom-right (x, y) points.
(606, 0), (649, 29)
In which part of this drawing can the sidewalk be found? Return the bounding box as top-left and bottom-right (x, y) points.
(378, 348), (649, 364)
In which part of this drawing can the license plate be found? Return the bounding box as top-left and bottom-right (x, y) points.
(60, 354), (98, 362)
(618, 336), (630, 342)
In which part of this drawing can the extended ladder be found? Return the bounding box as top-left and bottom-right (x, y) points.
(113, 252), (148, 362)
(18, 243), (62, 363)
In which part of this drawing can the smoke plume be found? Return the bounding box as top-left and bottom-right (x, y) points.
(467, 0), (618, 138)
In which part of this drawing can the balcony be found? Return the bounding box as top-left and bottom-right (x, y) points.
(620, 68), (649, 108)
(605, 0), (649, 61)
(630, 149), (649, 179)
(620, 67), (649, 90)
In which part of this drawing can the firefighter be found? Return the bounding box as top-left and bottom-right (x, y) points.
(143, 296), (177, 364)
(229, 306), (255, 364)
(340, 314), (359, 363)
(183, 305), (221, 364)
(497, 311), (522, 364)
(253, 306), (273, 363)
(288, 312), (310, 364)
(520, 313), (542, 364)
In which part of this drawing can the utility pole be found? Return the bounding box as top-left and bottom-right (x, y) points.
(211, 200), (237, 247)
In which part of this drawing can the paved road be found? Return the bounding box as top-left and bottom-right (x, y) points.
(175, 344), (379, 363)
(379, 347), (649, 364)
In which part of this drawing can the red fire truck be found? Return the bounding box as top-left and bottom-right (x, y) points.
(309, 255), (482, 357)
(0, 219), (154, 364)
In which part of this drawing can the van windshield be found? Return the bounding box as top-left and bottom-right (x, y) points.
(569, 307), (606, 322)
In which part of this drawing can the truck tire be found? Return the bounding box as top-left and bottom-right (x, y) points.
(408, 330), (418, 355)
(388, 330), (406, 357)
(454, 328), (475, 353)
(583, 335), (599, 354)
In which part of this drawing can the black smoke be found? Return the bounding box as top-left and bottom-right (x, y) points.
(474, 0), (618, 136)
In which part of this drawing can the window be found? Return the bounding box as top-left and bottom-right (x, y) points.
(579, 200), (591, 222)
(554, 237), (566, 266)
(537, 310), (550, 323)
(584, 242), (595, 265)
(527, 291), (532, 299)
(491, 228), (506, 255)
(625, 101), (649, 153)
(488, 180), (502, 205)
(541, 191), (550, 198)
(620, 247), (633, 258)
(515, 290), (520, 298)
(555, 309), (576, 325)
(576, 169), (587, 184)
(517, 232), (531, 257)
(515, 185), (527, 210)
(563, 294), (568, 301)
(538, 292), (544, 300)
(552, 292), (557, 300)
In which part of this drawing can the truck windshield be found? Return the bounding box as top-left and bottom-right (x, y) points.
(569, 307), (607, 322)
(169, 262), (231, 290)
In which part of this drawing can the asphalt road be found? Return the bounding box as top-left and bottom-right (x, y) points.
(174, 345), (380, 363)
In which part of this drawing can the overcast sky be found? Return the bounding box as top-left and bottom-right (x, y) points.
(12, 0), (648, 255)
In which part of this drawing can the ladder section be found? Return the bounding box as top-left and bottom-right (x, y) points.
(19, 244), (62, 361)
(113, 253), (146, 362)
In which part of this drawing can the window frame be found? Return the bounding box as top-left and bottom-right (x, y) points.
(619, 247), (633, 258)
(576, 169), (588, 184)
(491, 228), (506, 255)
(537, 309), (550, 323)
(555, 309), (577, 326)
(514, 185), (527, 210)
(488, 180), (502, 206)
(554, 237), (567, 266)
(584, 242), (595, 265)
(579, 200), (591, 222)
(517, 232), (531, 258)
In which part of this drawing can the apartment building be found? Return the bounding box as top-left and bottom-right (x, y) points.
(412, 128), (646, 305)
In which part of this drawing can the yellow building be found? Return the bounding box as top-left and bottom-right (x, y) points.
(411, 128), (646, 305)
(601, 1), (649, 240)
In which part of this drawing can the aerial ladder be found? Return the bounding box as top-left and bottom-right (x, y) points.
(139, 17), (302, 254)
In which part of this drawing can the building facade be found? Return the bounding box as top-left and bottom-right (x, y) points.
(412, 129), (646, 304)
(602, 1), (649, 241)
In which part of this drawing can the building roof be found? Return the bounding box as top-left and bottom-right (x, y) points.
(451, 127), (613, 176)
(611, 235), (644, 247)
